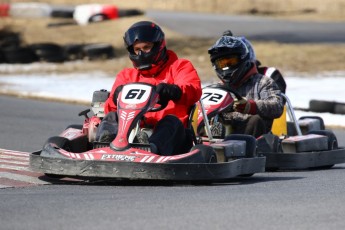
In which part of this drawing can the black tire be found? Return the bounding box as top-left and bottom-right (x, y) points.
(307, 129), (337, 170)
(3, 47), (38, 64)
(307, 130), (338, 150)
(44, 136), (72, 151)
(224, 134), (257, 158)
(0, 30), (21, 49)
(28, 43), (66, 63)
(118, 9), (144, 17)
(50, 6), (75, 18)
(83, 43), (115, 60)
(299, 116), (325, 130)
(66, 124), (83, 130)
(0, 50), (5, 63)
(334, 103), (345, 115)
(63, 43), (85, 60)
(309, 99), (335, 113)
(190, 145), (217, 163)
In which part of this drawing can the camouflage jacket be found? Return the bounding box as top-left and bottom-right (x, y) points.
(220, 68), (284, 131)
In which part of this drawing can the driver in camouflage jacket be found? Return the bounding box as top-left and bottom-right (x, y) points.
(208, 35), (284, 138)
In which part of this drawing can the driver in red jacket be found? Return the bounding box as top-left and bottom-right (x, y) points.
(98, 21), (202, 155)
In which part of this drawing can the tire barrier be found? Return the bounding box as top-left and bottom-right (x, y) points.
(28, 43), (66, 63)
(0, 43), (115, 63)
(0, 49), (6, 63)
(334, 103), (345, 115)
(118, 9), (144, 17)
(9, 3), (52, 18)
(0, 3), (10, 17)
(50, 6), (75, 18)
(0, 29), (21, 49)
(1, 3), (143, 25)
(309, 99), (336, 113)
(73, 4), (144, 25)
(82, 43), (115, 60)
(294, 99), (345, 115)
(0, 38), (116, 64)
(63, 44), (85, 61)
(2, 47), (38, 64)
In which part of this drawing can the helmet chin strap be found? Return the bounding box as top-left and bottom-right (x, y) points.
(218, 61), (253, 88)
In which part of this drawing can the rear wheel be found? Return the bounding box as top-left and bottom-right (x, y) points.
(307, 130), (338, 150)
(299, 116), (325, 130)
(308, 130), (337, 169)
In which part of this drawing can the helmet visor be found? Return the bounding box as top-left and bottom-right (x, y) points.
(214, 56), (240, 69)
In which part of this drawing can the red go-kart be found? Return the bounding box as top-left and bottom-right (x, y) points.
(30, 83), (265, 181)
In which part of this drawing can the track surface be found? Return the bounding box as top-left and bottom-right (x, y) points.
(1, 95), (345, 230)
(147, 10), (345, 43)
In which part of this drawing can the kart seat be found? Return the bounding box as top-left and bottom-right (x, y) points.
(186, 104), (199, 145)
(271, 105), (288, 136)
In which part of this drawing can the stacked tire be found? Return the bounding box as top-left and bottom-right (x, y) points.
(2, 47), (38, 64)
(29, 43), (65, 63)
(309, 99), (345, 115)
(1, 40), (115, 64)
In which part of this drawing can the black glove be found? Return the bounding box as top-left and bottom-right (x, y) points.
(156, 83), (182, 104)
(112, 85), (124, 104)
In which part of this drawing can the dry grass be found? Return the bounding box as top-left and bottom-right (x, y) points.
(1, 0), (345, 80)
(4, 0), (345, 21)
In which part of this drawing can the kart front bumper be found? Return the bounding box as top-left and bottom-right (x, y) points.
(30, 150), (266, 181)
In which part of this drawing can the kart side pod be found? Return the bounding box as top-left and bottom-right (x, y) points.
(281, 134), (328, 153)
(211, 140), (246, 162)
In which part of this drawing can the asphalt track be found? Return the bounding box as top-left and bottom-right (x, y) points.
(1, 12), (345, 230)
(147, 10), (345, 43)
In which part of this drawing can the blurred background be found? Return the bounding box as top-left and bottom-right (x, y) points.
(1, 0), (345, 79)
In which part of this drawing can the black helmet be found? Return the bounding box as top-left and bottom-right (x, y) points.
(123, 21), (167, 70)
(221, 30), (256, 62)
(240, 37), (256, 62)
(208, 36), (251, 85)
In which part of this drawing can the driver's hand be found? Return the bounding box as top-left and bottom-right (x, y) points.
(233, 97), (257, 114)
(156, 83), (182, 104)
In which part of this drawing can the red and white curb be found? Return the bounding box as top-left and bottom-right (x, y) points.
(0, 148), (48, 188)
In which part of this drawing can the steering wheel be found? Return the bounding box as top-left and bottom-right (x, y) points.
(150, 99), (169, 112)
(148, 85), (169, 112)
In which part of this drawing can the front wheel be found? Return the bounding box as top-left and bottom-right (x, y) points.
(190, 145), (217, 163)
(44, 136), (72, 151)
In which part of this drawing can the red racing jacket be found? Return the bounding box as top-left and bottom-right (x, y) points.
(104, 50), (202, 128)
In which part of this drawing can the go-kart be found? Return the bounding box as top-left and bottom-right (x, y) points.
(29, 83), (265, 181)
(197, 83), (345, 171)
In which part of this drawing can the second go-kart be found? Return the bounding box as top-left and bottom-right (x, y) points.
(197, 83), (345, 171)
(29, 83), (265, 181)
